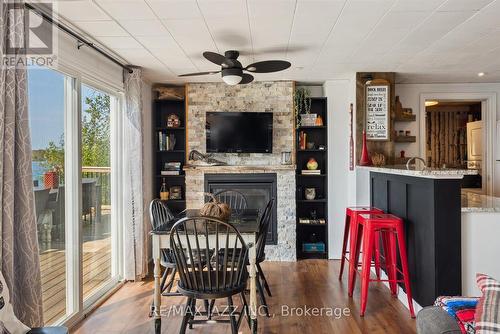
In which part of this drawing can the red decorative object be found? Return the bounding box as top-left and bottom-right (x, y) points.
(43, 171), (59, 189)
(349, 213), (415, 318)
(306, 158), (318, 170)
(299, 131), (306, 150)
(359, 130), (372, 166)
(339, 206), (383, 281)
(349, 103), (354, 171)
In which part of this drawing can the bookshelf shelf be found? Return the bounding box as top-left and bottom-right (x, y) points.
(295, 97), (328, 260)
(153, 90), (187, 215)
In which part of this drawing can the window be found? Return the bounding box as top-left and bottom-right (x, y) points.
(29, 67), (68, 324)
(28, 67), (122, 325)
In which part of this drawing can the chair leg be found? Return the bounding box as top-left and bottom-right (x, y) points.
(227, 296), (238, 334)
(395, 223), (416, 318)
(166, 267), (177, 293)
(360, 226), (374, 317)
(179, 297), (192, 334)
(348, 221), (363, 297)
(204, 300), (210, 319)
(256, 275), (270, 317)
(188, 298), (196, 329)
(256, 262), (272, 297)
(381, 230), (397, 296)
(339, 215), (350, 280)
(374, 232), (381, 279)
(240, 292), (251, 329)
(159, 267), (170, 293)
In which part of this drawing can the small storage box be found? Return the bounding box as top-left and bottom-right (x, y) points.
(302, 242), (325, 253)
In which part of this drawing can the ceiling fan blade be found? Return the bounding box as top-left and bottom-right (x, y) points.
(203, 51), (227, 66)
(240, 73), (254, 84)
(178, 70), (220, 77)
(244, 60), (291, 73)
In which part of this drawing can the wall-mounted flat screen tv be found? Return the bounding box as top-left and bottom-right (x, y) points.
(206, 112), (273, 153)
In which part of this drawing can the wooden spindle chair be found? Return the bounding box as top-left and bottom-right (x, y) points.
(213, 189), (248, 217)
(170, 217), (250, 334)
(149, 199), (178, 298)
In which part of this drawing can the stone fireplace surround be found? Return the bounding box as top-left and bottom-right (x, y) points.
(184, 81), (296, 261)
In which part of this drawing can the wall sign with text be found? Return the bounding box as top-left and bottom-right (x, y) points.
(366, 84), (389, 140)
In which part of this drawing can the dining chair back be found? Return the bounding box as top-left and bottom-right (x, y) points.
(149, 199), (175, 230)
(213, 190), (248, 216)
(256, 199), (274, 261)
(170, 216), (249, 296)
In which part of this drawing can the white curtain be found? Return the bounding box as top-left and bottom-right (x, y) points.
(123, 68), (147, 280)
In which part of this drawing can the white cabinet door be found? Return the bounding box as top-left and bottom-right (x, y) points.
(467, 120), (483, 161)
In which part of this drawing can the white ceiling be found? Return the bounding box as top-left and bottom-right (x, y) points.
(52, 0), (500, 84)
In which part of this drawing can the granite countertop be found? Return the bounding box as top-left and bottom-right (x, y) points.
(461, 191), (500, 213)
(357, 165), (478, 179)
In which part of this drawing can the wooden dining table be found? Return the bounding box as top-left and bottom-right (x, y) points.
(150, 209), (260, 334)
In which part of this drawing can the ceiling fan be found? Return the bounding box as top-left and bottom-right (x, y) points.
(179, 50), (291, 85)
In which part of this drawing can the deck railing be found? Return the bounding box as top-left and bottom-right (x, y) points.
(82, 166), (111, 205)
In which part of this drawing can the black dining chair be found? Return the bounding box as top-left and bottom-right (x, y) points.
(149, 199), (178, 297)
(213, 190), (248, 217)
(170, 217), (250, 334)
(215, 198), (274, 317)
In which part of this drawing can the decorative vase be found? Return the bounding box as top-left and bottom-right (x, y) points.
(359, 130), (372, 166)
(306, 158), (318, 170)
(305, 188), (316, 200)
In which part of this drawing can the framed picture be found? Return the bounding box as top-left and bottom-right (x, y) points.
(169, 186), (182, 200)
(365, 79), (390, 141)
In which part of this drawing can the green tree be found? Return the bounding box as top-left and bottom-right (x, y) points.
(81, 92), (110, 167)
(40, 92), (110, 170)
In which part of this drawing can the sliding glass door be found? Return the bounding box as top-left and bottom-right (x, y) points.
(28, 67), (122, 325)
(29, 67), (68, 325)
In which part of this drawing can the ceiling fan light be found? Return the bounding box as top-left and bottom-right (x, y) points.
(222, 68), (243, 85)
(222, 75), (242, 85)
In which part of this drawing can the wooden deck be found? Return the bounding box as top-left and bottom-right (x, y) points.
(40, 237), (111, 325)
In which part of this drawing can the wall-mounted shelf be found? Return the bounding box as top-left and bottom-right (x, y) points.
(394, 114), (416, 122)
(395, 135), (416, 143)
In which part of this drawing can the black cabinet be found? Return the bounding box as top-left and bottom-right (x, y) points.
(370, 172), (462, 306)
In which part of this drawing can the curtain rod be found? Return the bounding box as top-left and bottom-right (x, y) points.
(25, 3), (134, 74)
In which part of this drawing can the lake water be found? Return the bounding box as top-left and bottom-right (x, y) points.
(32, 161), (47, 185)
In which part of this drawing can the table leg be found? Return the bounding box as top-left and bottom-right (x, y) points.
(249, 240), (258, 334)
(153, 236), (161, 334)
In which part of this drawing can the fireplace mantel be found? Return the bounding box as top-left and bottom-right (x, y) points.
(184, 164), (296, 173)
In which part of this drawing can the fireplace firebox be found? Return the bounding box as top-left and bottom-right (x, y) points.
(205, 173), (277, 245)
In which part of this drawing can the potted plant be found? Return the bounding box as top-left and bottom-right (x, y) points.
(295, 87), (314, 126)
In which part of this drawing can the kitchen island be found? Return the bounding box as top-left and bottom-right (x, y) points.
(357, 166), (479, 308)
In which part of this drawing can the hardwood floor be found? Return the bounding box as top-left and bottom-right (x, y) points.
(72, 260), (417, 334)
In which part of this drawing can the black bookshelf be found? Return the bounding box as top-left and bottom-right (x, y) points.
(153, 89), (187, 215)
(296, 97), (328, 260)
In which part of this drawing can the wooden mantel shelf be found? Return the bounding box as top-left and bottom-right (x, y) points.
(184, 164), (296, 172)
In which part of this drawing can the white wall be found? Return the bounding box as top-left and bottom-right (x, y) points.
(324, 77), (357, 259)
(396, 83), (500, 196)
(462, 212), (500, 295)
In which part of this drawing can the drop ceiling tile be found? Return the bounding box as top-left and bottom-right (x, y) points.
(162, 18), (218, 56)
(75, 21), (129, 37)
(391, 0), (446, 12)
(96, 0), (156, 20)
(97, 36), (143, 49)
(438, 0), (494, 12)
(119, 19), (169, 36)
(145, 0), (200, 19)
(197, 0), (247, 18)
(56, 1), (110, 21)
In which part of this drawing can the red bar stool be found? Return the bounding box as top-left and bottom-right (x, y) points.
(350, 213), (415, 318)
(339, 207), (383, 281)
